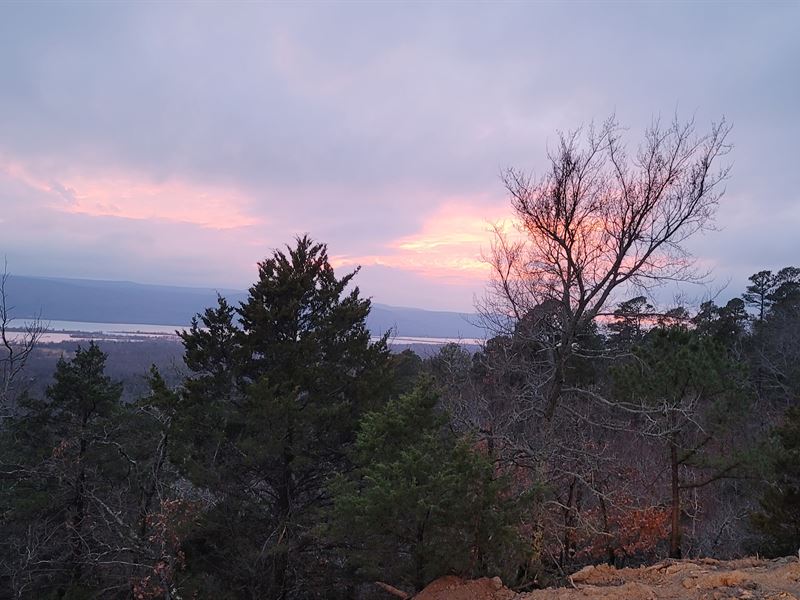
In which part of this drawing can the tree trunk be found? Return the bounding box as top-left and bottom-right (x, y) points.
(139, 429), (169, 539)
(414, 509), (431, 591)
(561, 477), (577, 568)
(669, 438), (682, 559)
(598, 496), (615, 566)
(70, 434), (87, 587)
(273, 430), (294, 600)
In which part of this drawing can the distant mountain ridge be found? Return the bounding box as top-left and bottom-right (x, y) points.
(4, 275), (486, 340)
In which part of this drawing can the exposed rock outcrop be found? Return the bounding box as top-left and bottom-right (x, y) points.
(409, 557), (800, 600)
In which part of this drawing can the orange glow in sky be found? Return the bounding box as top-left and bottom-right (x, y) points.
(3, 156), (512, 295)
(333, 200), (513, 283)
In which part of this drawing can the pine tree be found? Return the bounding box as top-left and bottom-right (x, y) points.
(47, 343), (124, 592)
(749, 266), (800, 407)
(608, 296), (654, 349)
(693, 298), (749, 351)
(613, 327), (746, 558)
(743, 270), (775, 322)
(741, 267), (800, 323)
(751, 405), (800, 556)
(0, 343), (127, 598)
(329, 379), (531, 593)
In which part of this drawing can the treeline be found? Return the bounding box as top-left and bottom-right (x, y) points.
(6, 339), (185, 402)
(1, 237), (798, 599)
(3, 116), (798, 599)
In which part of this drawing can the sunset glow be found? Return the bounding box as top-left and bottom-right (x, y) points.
(333, 201), (515, 283)
(2, 160), (260, 230)
(2, 6), (799, 594)
(1, 2), (797, 310)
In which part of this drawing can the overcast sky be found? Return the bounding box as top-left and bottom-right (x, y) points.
(1, 1), (798, 311)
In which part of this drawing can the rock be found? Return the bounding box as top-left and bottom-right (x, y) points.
(569, 565), (595, 583)
(415, 576), (515, 600)
(413, 556), (800, 600)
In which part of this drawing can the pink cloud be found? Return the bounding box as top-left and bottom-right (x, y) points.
(1, 159), (261, 230)
(333, 198), (514, 284)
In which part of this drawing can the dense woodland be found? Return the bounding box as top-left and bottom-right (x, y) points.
(1, 118), (799, 599)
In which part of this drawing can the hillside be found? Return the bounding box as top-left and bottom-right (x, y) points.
(4, 275), (486, 339)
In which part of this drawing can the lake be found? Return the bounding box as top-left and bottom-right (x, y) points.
(7, 319), (483, 347)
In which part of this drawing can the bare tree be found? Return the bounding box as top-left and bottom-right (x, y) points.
(0, 261), (44, 416)
(479, 114), (732, 419)
(460, 116), (734, 570)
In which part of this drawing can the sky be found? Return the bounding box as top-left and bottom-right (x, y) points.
(1, 2), (798, 312)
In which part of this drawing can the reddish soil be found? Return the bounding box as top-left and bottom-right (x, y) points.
(412, 558), (800, 600)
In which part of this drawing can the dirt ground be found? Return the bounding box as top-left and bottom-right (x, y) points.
(413, 557), (800, 600)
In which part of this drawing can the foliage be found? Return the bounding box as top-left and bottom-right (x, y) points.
(576, 491), (671, 563)
(751, 405), (800, 556)
(742, 267), (800, 322)
(607, 296), (654, 350)
(748, 268), (800, 408)
(329, 379), (532, 592)
(613, 326), (746, 558)
(1, 343), (127, 596)
(174, 236), (391, 598)
(0, 346), (192, 599)
(692, 298), (749, 351)
(5, 234), (800, 599)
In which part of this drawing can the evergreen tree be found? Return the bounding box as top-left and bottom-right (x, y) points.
(741, 267), (800, 324)
(767, 267), (800, 313)
(751, 405), (800, 556)
(743, 270), (775, 322)
(128, 367), (182, 541)
(388, 349), (424, 397)
(173, 296), (242, 489)
(48, 344), (124, 593)
(329, 379), (531, 593)
(613, 327), (746, 558)
(693, 298), (749, 352)
(175, 236), (391, 599)
(749, 266), (800, 408)
(0, 343), (128, 598)
(608, 296), (654, 349)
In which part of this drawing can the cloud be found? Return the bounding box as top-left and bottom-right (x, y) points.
(0, 2), (798, 310)
(333, 199), (512, 285)
(1, 159), (261, 229)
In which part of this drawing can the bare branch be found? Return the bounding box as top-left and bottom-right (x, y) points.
(0, 259), (46, 416)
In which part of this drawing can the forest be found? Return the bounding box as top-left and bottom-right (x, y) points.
(1, 117), (799, 599)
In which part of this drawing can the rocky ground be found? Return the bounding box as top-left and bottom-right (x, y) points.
(409, 557), (800, 600)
